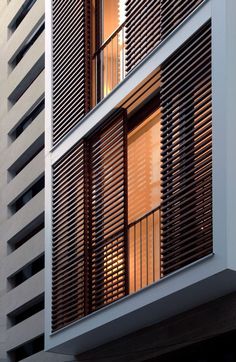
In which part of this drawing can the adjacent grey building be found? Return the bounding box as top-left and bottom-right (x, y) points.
(0, 1), (71, 361)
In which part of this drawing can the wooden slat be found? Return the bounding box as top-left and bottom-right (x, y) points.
(160, 22), (212, 277)
(52, 0), (91, 145)
(125, 0), (205, 73)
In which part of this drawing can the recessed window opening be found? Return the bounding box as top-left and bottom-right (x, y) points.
(8, 215), (44, 252)
(9, 176), (44, 215)
(8, 254), (44, 289)
(8, 295), (44, 327)
(10, 21), (44, 70)
(127, 100), (162, 293)
(8, 138), (44, 180)
(8, 335), (44, 362)
(92, 0), (126, 104)
(9, 0), (37, 34)
(9, 99), (44, 141)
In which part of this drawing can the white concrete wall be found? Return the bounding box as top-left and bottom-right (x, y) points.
(0, 0), (72, 360)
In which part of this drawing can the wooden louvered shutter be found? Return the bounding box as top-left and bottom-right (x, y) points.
(160, 0), (204, 40)
(125, 0), (162, 73)
(125, 0), (205, 73)
(88, 110), (128, 312)
(52, 142), (87, 331)
(160, 22), (212, 276)
(52, 0), (91, 145)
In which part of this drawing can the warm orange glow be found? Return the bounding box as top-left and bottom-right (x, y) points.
(103, 238), (125, 304)
(102, 0), (126, 42)
(128, 108), (161, 293)
(128, 108), (161, 223)
(102, 0), (126, 98)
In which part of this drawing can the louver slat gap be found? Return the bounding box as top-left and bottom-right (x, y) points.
(52, 142), (87, 331)
(125, 0), (205, 73)
(88, 111), (128, 312)
(52, 0), (91, 145)
(160, 22), (212, 277)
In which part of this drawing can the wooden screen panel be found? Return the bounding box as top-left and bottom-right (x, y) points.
(161, 0), (204, 40)
(52, 142), (87, 331)
(52, 0), (91, 145)
(88, 111), (128, 312)
(160, 22), (212, 276)
(125, 0), (205, 73)
(125, 0), (161, 73)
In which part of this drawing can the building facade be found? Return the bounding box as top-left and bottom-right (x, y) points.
(44, 0), (236, 360)
(0, 1), (71, 361)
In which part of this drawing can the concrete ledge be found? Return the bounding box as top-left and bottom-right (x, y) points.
(7, 0), (44, 62)
(4, 270), (44, 315)
(6, 229), (44, 278)
(1, 189), (44, 243)
(6, 310), (44, 351)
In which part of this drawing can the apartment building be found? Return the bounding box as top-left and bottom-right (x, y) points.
(0, 1), (72, 361)
(42, 0), (236, 360)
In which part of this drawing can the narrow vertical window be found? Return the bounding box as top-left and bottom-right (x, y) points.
(92, 0), (126, 103)
(128, 104), (161, 293)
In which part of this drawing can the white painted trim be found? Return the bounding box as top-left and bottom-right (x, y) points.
(44, 0), (53, 348)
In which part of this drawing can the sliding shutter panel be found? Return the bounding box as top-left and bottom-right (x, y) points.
(52, 142), (87, 331)
(160, 22), (212, 276)
(88, 111), (128, 312)
(125, 0), (162, 73)
(52, 0), (91, 145)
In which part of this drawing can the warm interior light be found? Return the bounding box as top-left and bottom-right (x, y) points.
(102, 0), (126, 98)
(128, 108), (161, 293)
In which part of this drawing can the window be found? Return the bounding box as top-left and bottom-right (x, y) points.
(9, 22), (44, 70)
(9, 177), (44, 214)
(8, 295), (44, 327)
(92, 0), (126, 103)
(52, 100), (162, 330)
(9, 99), (45, 141)
(128, 104), (161, 292)
(8, 254), (44, 289)
(8, 335), (44, 362)
(8, 0), (37, 35)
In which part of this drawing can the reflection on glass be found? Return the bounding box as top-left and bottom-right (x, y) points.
(128, 108), (161, 293)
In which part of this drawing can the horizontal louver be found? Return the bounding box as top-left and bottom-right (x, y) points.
(160, 22), (212, 276)
(52, 142), (86, 331)
(88, 111), (128, 312)
(161, 0), (203, 39)
(125, 0), (161, 73)
(52, 0), (91, 145)
(125, 0), (205, 73)
(51, 111), (128, 330)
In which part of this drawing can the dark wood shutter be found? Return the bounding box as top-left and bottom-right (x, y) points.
(160, 22), (212, 276)
(52, 142), (87, 331)
(125, 0), (205, 73)
(52, 110), (128, 330)
(88, 111), (128, 312)
(52, 0), (91, 145)
(160, 0), (204, 40)
(125, 0), (162, 73)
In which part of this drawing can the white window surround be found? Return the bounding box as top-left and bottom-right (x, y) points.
(45, 0), (236, 355)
